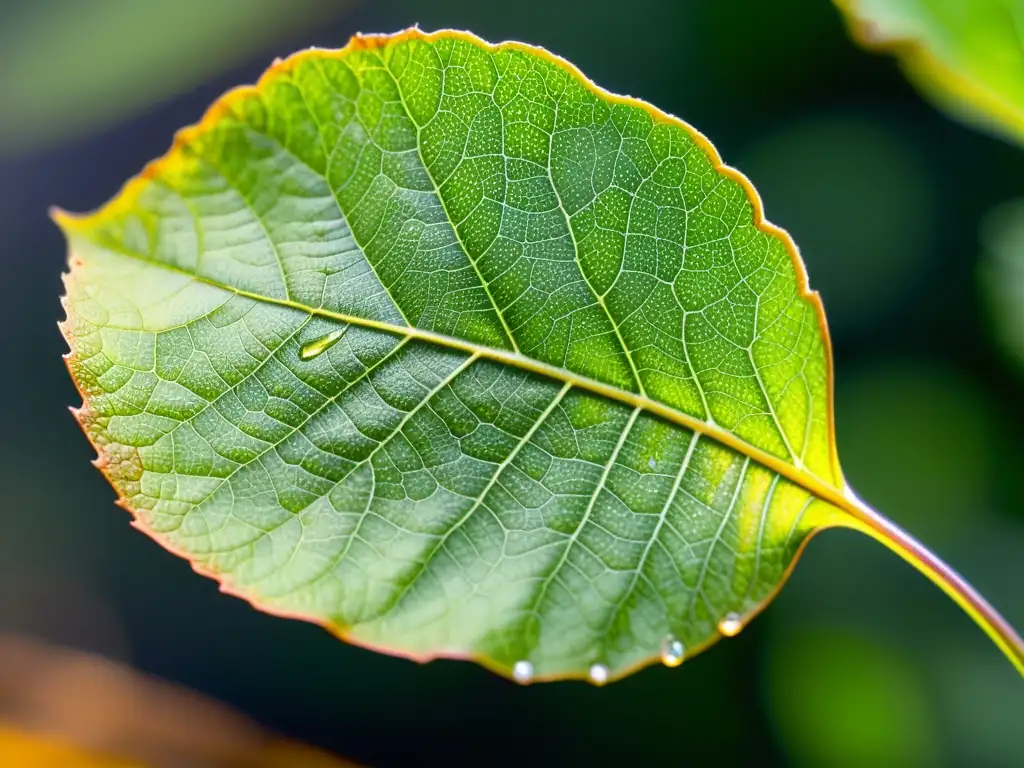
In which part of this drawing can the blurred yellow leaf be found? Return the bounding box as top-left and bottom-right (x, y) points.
(0, 726), (134, 768)
(0, 635), (357, 767)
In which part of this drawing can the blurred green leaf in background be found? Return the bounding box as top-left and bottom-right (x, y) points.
(0, 0), (349, 156)
(835, 0), (1024, 147)
(766, 625), (939, 768)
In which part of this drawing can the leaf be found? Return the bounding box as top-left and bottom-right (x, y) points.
(56, 29), (1024, 682)
(834, 0), (1024, 146)
(0, 727), (131, 768)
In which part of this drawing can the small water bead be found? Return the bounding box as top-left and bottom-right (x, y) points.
(512, 660), (534, 684)
(647, 457), (657, 470)
(718, 612), (744, 637)
(588, 663), (609, 686)
(660, 635), (685, 667)
(298, 326), (348, 361)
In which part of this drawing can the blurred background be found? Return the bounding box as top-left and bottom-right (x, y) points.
(1, 0), (1022, 765)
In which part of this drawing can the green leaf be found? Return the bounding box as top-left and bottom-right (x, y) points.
(834, 0), (1024, 146)
(57, 29), (1024, 682)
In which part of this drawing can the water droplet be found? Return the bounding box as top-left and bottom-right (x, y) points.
(588, 663), (608, 686)
(299, 326), (348, 361)
(512, 660), (533, 684)
(648, 457), (657, 470)
(660, 635), (685, 667)
(718, 612), (743, 637)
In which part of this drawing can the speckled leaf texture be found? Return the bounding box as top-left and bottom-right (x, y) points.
(59, 29), (851, 683)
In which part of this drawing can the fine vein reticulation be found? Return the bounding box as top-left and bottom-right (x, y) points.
(58, 29), (1023, 681)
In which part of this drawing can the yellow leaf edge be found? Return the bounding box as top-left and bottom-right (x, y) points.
(53, 27), (1024, 682)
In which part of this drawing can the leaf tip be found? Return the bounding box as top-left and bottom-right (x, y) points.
(49, 205), (84, 233)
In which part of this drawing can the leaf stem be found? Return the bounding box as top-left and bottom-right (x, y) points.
(841, 489), (1024, 677)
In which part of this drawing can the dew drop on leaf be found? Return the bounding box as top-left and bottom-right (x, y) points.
(717, 612), (744, 637)
(588, 663), (608, 686)
(660, 635), (685, 667)
(512, 660), (533, 684)
(298, 326), (348, 361)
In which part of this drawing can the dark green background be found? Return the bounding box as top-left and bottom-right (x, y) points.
(1, 1), (1022, 765)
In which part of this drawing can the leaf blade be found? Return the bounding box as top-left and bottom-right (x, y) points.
(58, 28), (1023, 681)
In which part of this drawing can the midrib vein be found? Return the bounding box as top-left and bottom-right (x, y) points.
(72, 239), (859, 522)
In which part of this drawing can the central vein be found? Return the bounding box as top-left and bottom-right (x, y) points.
(77, 234), (857, 518)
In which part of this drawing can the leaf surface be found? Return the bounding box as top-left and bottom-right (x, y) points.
(835, 0), (1024, 145)
(57, 29), (1023, 682)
